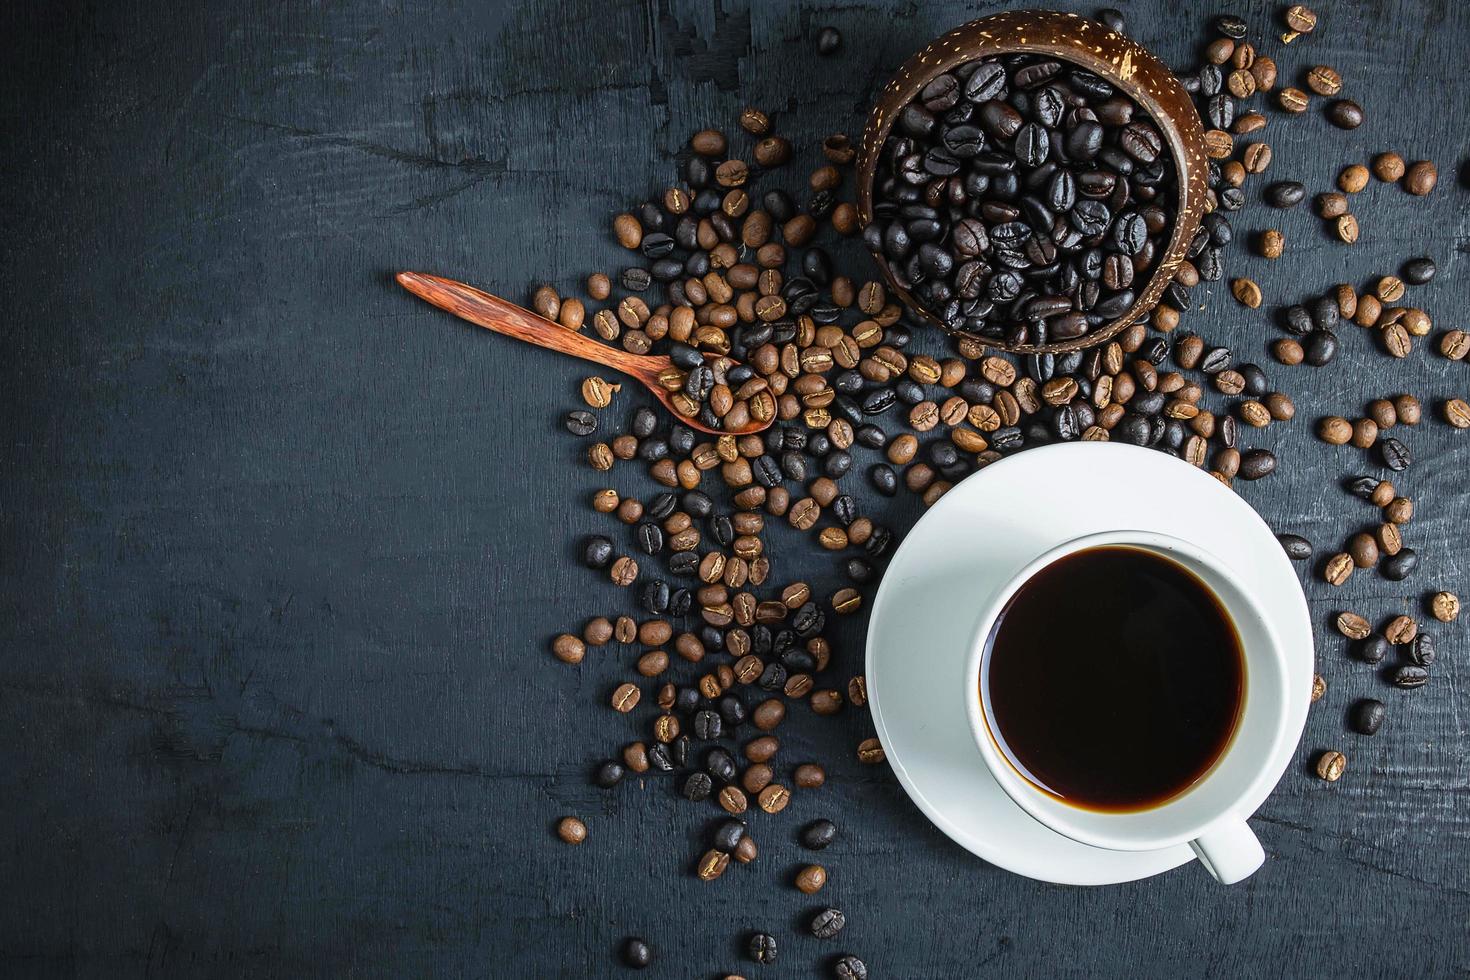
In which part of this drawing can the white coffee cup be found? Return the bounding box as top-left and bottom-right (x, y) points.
(964, 529), (1291, 884)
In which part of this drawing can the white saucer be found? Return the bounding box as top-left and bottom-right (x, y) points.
(864, 442), (1313, 886)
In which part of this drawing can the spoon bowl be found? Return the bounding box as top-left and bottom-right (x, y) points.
(396, 271), (773, 436)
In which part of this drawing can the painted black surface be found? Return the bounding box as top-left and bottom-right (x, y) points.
(2, 1), (1468, 976)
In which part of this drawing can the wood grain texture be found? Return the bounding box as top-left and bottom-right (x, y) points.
(1, 0), (1468, 977)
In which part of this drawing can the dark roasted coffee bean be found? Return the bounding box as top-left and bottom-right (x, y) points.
(1265, 180), (1306, 208)
(1391, 665), (1429, 689)
(748, 932), (778, 964)
(1277, 533), (1313, 561)
(1350, 698), (1386, 735)
(683, 771), (713, 801)
(870, 464), (897, 496)
(582, 536), (615, 569)
(1200, 346), (1232, 373)
(1238, 449), (1275, 480)
(714, 818), (747, 852)
(816, 26), (842, 55)
(1381, 548), (1417, 581)
(621, 937), (653, 969)
(801, 818), (837, 850)
(565, 410), (597, 436)
(1358, 633), (1389, 665)
(1401, 257), (1436, 285)
(1378, 437), (1412, 472)
(1302, 330), (1337, 366)
(693, 709), (722, 740)
(811, 907), (847, 939)
(1406, 633), (1436, 667)
(594, 760), (625, 788)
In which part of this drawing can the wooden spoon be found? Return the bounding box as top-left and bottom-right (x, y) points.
(395, 271), (772, 436)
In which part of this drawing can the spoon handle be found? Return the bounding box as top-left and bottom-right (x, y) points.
(396, 271), (646, 376)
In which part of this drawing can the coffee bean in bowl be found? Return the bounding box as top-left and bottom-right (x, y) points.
(857, 10), (1207, 352)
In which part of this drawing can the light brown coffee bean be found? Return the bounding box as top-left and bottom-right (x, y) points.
(1306, 65), (1342, 95)
(1404, 160), (1437, 196)
(1318, 416), (1352, 444)
(1443, 398), (1470, 428)
(795, 865), (827, 894)
(1347, 532), (1379, 569)
(697, 848), (730, 881)
(552, 633), (586, 664)
(1324, 553), (1354, 586)
(1350, 417), (1379, 449)
(757, 783), (790, 813)
(1231, 278), (1263, 308)
(1372, 152), (1405, 182)
(1258, 228), (1284, 259)
(1338, 164), (1369, 194)
(1316, 750), (1346, 782)
(1430, 591), (1460, 623)
(1278, 87), (1309, 113)
(611, 682), (640, 712)
(1335, 611), (1372, 639)
(1384, 615), (1418, 645)
(1394, 394), (1422, 424)
(557, 816), (588, 844)
(856, 737), (885, 764)
(1271, 338), (1304, 365)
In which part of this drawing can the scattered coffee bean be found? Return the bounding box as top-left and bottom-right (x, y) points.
(1372, 152), (1405, 182)
(1391, 664), (1429, 689)
(1358, 634), (1390, 665)
(1347, 532), (1379, 569)
(1338, 164), (1369, 194)
(810, 907), (847, 939)
(1350, 699), (1385, 736)
(1400, 256), (1435, 285)
(795, 864), (828, 894)
(1315, 750), (1346, 782)
(622, 937), (653, 969)
(1311, 673), (1327, 702)
(1334, 611), (1372, 639)
(1379, 437), (1411, 471)
(1324, 553), (1354, 586)
(1231, 278), (1263, 309)
(748, 932), (778, 965)
(1326, 99), (1363, 129)
(557, 816), (588, 844)
(594, 760), (625, 788)
(1278, 533), (1313, 561)
(834, 955), (868, 980)
(1403, 160), (1437, 195)
(802, 819), (837, 850)
(1430, 591), (1460, 623)
(1406, 633), (1437, 667)
(1384, 614), (1417, 645)
(1381, 548), (1417, 581)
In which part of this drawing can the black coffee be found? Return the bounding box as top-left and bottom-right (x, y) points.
(981, 546), (1244, 812)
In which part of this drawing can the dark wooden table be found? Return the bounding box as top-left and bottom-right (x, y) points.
(3, 1), (1468, 976)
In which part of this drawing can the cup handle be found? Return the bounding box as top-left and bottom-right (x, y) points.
(1188, 817), (1264, 884)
